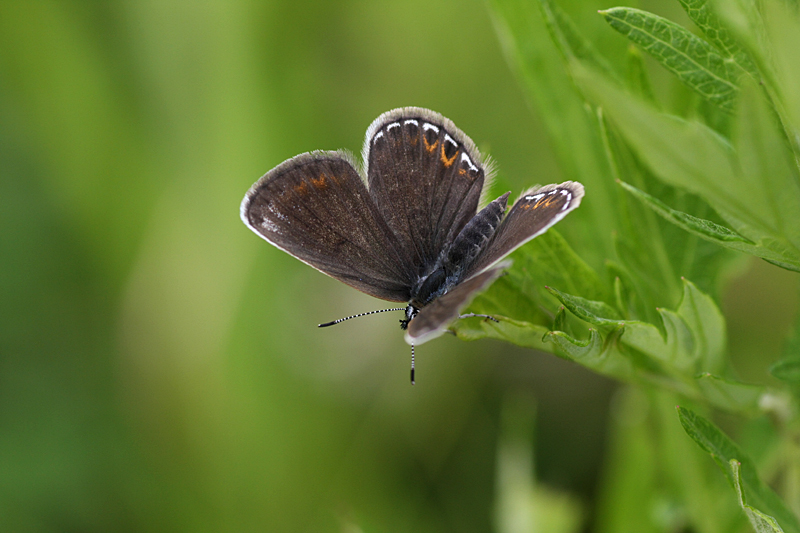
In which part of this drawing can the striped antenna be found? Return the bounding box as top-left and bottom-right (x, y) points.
(318, 307), (405, 328)
(410, 344), (415, 385)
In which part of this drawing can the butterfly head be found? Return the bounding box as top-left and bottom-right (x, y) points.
(399, 304), (419, 331)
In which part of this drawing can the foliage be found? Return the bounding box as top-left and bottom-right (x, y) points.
(454, 0), (800, 530)
(2, 0), (799, 531)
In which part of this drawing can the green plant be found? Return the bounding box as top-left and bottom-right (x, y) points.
(456, 0), (800, 530)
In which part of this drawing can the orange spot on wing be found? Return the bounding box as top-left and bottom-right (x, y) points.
(311, 174), (328, 189)
(423, 136), (438, 153)
(294, 181), (310, 195)
(534, 195), (558, 208)
(440, 145), (457, 167)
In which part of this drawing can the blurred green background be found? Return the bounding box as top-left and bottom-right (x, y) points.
(1, 1), (797, 531)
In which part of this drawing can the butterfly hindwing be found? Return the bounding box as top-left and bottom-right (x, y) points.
(405, 261), (510, 345)
(464, 181), (584, 279)
(241, 152), (415, 302)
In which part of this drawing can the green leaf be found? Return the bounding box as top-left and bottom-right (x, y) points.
(619, 180), (750, 244)
(677, 406), (800, 533)
(539, 0), (617, 80)
(619, 180), (800, 271)
(678, 0), (760, 79)
(730, 459), (786, 533)
(599, 115), (684, 314)
(571, 61), (800, 271)
(489, 0), (617, 269)
(454, 315), (553, 353)
(546, 327), (637, 379)
(600, 7), (743, 112)
(710, 0), (800, 158)
(676, 279), (726, 373)
(547, 272), (723, 379)
(466, 266), (766, 414)
(546, 278), (728, 391)
(695, 373), (764, 413)
(453, 230), (610, 349)
(770, 359), (800, 383)
(626, 45), (657, 104)
(708, 0), (766, 70)
(462, 230), (611, 326)
(545, 286), (622, 327)
(760, 0), (800, 159)
(553, 305), (567, 333)
(770, 297), (800, 397)
(733, 79), (800, 254)
(598, 279), (725, 377)
(597, 389), (748, 532)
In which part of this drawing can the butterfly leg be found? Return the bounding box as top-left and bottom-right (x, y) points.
(458, 313), (500, 323)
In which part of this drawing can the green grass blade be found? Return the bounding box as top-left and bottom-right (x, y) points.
(600, 7), (743, 112)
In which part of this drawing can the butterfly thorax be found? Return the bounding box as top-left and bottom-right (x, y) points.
(402, 266), (447, 330)
(401, 192), (510, 330)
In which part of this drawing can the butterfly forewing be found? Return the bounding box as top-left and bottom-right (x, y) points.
(366, 108), (487, 272)
(241, 152), (415, 302)
(464, 182), (584, 279)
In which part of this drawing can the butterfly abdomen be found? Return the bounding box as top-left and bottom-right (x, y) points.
(444, 192), (509, 276)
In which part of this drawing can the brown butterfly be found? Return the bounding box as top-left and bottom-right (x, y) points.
(241, 107), (584, 383)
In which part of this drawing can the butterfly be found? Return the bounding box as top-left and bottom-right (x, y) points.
(241, 107), (584, 383)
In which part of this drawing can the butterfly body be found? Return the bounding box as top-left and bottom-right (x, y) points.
(241, 107), (584, 346)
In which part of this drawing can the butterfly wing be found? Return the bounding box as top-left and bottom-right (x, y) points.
(364, 107), (491, 272)
(464, 181), (584, 279)
(241, 151), (415, 302)
(405, 261), (510, 345)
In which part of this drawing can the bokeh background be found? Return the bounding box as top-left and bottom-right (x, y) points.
(1, 1), (797, 531)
